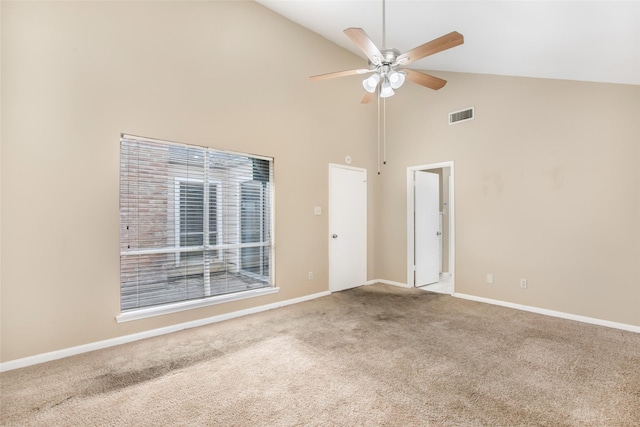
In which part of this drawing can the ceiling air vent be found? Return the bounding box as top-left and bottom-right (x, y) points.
(449, 107), (474, 125)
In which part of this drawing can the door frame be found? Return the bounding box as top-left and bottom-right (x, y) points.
(407, 161), (455, 290)
(329, 163), (367, 292)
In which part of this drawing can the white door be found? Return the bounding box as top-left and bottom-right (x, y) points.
(329, 164), (367, 292)
(414, 171), (440, 286)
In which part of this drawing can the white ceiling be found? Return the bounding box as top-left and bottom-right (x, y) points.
(257, 1), (640, 85)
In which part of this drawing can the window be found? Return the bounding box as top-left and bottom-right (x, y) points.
(119, 135), (274, 313)
(174, 178), (221, 265)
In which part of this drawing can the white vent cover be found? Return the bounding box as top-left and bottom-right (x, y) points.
(449, 107), (474, 125)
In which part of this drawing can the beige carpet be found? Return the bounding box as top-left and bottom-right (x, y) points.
(1, 284), (639, 426)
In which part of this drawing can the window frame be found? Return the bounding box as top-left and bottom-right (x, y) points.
(117, 134), (277, 322)
(238, 179), (270, 280)
(173, 177), (223, 265)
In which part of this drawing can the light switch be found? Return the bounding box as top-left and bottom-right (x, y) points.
(314, 206), (322, 215)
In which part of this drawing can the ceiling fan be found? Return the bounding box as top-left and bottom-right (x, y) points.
(309, 0), (464, 174)
(309, 4), (464, 103)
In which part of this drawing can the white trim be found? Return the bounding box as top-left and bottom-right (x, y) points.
(366, 279), (411, 288)
(0, 290), (331, 373)
(454, 293), (640, 334)
(268, 162), (276, 287)
(117, 287), (279, 323)
(407, 161), (455, 290)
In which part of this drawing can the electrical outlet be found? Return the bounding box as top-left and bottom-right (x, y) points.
(308, 272), (314, 280)
(486, 274), (494, 284)
(520, 279), (527, 289)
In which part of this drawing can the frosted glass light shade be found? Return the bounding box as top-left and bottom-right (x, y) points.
(388, 71), (406, 89)
(362, 73), (381, 93)
(380, 81), (394, 98)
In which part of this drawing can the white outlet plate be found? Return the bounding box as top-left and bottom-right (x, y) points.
(486, 274), (494, 284)
(308, 272), (314, 280)
(520, 279), (527, 288)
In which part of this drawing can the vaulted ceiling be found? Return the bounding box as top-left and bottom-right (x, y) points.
(257, 1), (640, 85)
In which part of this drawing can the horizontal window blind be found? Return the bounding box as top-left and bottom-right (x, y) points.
(120, 135), (273, 311)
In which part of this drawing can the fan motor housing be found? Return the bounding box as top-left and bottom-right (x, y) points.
(369, 48), (401, 67)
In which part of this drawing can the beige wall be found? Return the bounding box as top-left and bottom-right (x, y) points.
(2, 1), (639, 364)
(0, 1), (378, 362)
(376, 71), (640, 326)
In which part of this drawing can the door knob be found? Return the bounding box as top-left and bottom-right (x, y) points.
(436, 231), (442, 236)
(332, 234), (338, 239)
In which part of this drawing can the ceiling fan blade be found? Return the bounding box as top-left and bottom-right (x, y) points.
(310, 68), (373, 81)
(396, 31), (464, 66)
(344, 28), (383, 65)
(404, 69), (447, 90)
(361, 91), (376, 104)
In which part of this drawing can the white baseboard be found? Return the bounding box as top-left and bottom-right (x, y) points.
(454, 293), (640, 334)
(6, 288), (635, 372)
(0, 290), (331, 373)
(366, 279), (411, 288)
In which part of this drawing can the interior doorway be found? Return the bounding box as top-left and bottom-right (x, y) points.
(407, 162), (455, 294)
(329, 164), (367, 292)
(414, 171), (441, 286)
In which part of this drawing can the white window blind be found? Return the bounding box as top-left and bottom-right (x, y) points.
(119, 135), (273, 312)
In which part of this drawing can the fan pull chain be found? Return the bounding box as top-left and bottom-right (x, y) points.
(383, 97), (387, 166)
(377, 85), (381, 175)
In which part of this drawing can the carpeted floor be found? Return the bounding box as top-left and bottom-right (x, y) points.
(1, 284), (639, 426)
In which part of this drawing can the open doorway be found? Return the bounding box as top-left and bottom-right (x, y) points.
(407, 162), (455, 294)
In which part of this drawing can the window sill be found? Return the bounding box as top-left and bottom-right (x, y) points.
(116, 287), (280, 323)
